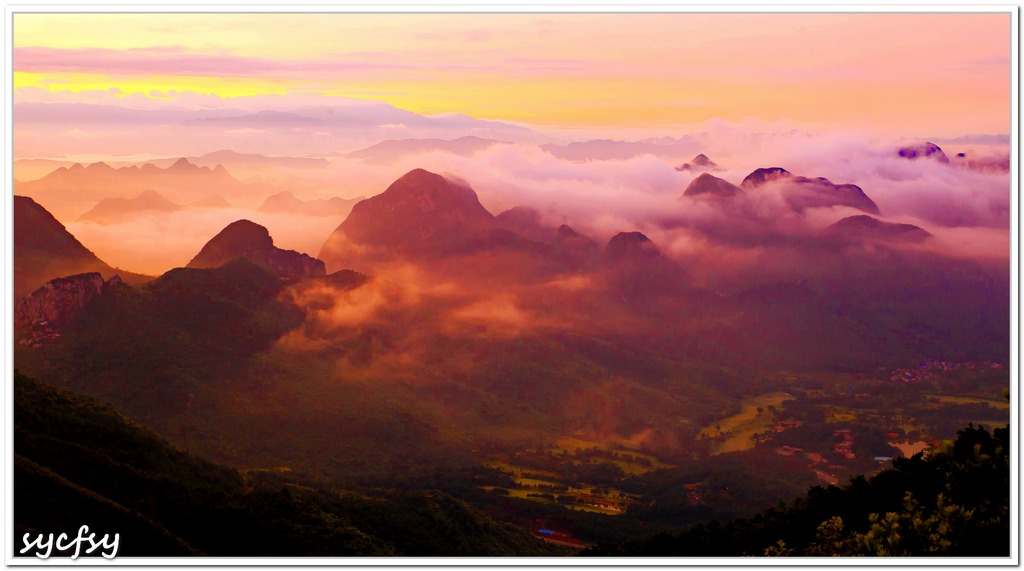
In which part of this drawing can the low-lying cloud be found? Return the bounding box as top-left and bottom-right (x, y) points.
(17, 119), (1007, 297)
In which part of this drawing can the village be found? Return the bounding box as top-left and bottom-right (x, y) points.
(889, 359), (1004, 384)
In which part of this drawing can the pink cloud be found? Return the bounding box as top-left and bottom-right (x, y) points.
(15, 46), (417, 76)
(14, 46), (520, 80)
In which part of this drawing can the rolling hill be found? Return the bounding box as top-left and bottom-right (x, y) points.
(14, 371), (558, 557)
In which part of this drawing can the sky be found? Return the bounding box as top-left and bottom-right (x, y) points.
(12, 12), (1012, 140)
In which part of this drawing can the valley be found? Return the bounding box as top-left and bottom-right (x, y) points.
(11, 159), (1010, 554)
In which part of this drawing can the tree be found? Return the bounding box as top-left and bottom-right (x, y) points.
(764, 540), (793, 557)
(805, 517), (854, 556)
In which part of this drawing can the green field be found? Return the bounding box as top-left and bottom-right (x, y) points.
(552, 436), (672, 472)
(926, 395), (1010, 410)
(485, 461), (561, 480)
(699, 392), (796, 455)
(516, 477), (562, 487)
(483, 457), (639, 516)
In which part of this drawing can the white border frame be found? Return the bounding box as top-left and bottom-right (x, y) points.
(2, 2), (1018, 567)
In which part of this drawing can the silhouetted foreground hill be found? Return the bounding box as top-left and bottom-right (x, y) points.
(585, 423), (1009, 557)
(13, 372), (559, 557)
(14, 195), (152, 298)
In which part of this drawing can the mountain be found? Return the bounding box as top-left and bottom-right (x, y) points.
(78, 189), (182, 224)
(553, 224), (601, 268)
(191, 149), (330, 170)
(825, 215), (932, 243)
(495, 206), (548, 241)
(187, 220), (326, 278)
(542, 137), (700, 161)
(14, 158), (264, 220)
(318, 169), (600, 282)
(319, 169), (501, 271)
(949, 151), (1011, 174)
(14, 257), (308, 405)
(682, 173), (743, 199)
(16, 273), (123, 328)
(604, 231), (662, 263)
(172, 104), (544, 146)
(345, 136), (509, 163)
(190, 195), (233, 208)
(603, 232), (688, 298)
(14, 371), (557, 557)
(676, 153), (720, 172)
(490, 207), (603, 272)
(343, 168), (495, 246)
(13, 195), (151, 298)
(13, 158), (77, 181)
(14, 99), (549, 161)
(257, 191), (364, 217)
(897, 142), (950, 164)
(740, 167), (794, 189)
(182, 110), (324, 128)
(740, 168), (879, 215)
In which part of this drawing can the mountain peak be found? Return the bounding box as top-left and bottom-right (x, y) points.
(137, 188), (167, 200)
(190, 195), (232, 209)
(557, 224), (580, 239)
(15, 195), (96, 256)
(676, 153), (720, 172)
(741, 167), (792, 189)
(897, 142), (950, 164)
(337, 168), (494, 247)
(603, 231), (689, 297)
(188, 220), (325, 277)
(393, 167), (450, 188)
(826, 215), (931, 242)
(187, 220), (274, 269)
(169, 157), (196, 171)
(739, 168), (879, 214)
(683, 172), (743, 198)
(605, 231), (660, 262)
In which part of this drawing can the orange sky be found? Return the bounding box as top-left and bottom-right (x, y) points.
(13, 12), (1012, 137)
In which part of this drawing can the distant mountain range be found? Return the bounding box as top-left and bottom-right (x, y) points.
(148, 150), (331, 171)
(14, 158), (271, 220)
(344, 136), (511, 163)
(14, 99), (549, 158)
(257, 191), (364, 218)
(78, 189), (183, 223)
(541, 137), (701, 162)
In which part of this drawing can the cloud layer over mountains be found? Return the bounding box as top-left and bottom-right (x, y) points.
(15, 121), (1008, 283)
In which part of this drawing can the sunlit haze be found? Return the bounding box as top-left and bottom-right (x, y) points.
(14, 12), (1010, 139)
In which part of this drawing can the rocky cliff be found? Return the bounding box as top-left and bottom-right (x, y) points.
(15, 273), (125, 348)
